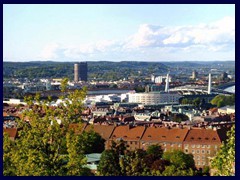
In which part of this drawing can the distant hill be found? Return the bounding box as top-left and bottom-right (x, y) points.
(3, 60), (234, 80)
(3, 61), (169, 80)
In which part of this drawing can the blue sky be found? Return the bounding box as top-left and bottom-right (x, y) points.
(3, 4), (235, 62)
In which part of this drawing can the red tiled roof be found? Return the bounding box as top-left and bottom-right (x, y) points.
(184, 128), (223, 144)
(84, 124), (115, 140)
(141, 127), (189, 143)
(111, 125), (146, 141)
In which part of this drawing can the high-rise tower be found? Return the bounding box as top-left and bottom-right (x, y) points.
(208, 73), (211, 94)
(74, 62), (88, 82)
(79, 62), (88, 81)
(74, 63), (79, 82)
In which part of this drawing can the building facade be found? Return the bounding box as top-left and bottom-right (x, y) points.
(128, 92), (182, 105)
(74, 62), (88, 82)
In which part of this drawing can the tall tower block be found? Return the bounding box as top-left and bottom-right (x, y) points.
(79, 62), (88, 81)
(74, 63), (79, 82)
(165, 73), (169, 92)
(208, 73), (212, 94)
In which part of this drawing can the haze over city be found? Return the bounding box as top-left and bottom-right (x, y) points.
(3, 4), (235, 62)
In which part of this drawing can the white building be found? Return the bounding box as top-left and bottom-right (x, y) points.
(128, 92), (182, 105)
(154, 75), (172, 84)
(218, 105), (235, 114)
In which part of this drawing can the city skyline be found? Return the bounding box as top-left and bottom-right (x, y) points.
(3, 4), (235, 62)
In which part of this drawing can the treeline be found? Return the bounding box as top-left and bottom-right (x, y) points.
(3, 61), (168, 81)
(97, 142), (207, 176)
(211, 94), (235, 108)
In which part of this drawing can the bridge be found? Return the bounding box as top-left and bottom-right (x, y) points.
(169, 86), (234, 95)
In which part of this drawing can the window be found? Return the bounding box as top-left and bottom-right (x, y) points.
(185, 144), (189, 148)
(171, 144), (174, 147)
(197, 161), (201, 165)
(130, 141), (133, 145)
(207, 145), (210, 148)
(178, 144), (181, 148)
(207, 150), (210, 154)
(201, 145), (205, 148)
(202, 162), (206, 165)
(135, 142), (138, 145)
(191, 144), (195, 148)
(202, 156), (205, 160)
(196, 150), (200, 154)
(196, 145), (200, 148)
(196, 156), (200, 160)
(192, 150), (195, 154)
(185, 149), (188, 153)
(202, 150), (205, 154)
(214, 145), (218, 149)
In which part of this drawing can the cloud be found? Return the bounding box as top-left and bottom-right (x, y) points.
(40, 16), (235, 61)
(41, 43), (67, 60)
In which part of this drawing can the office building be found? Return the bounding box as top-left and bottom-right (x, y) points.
(74, 62), (88, 82)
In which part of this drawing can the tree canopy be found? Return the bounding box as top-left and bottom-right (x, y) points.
(3, 80), (103, 176)
(210, 94), (235, 108)
(210, 125), (235, 176)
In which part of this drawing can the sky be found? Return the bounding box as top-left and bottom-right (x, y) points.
(3, 4), (235, 62)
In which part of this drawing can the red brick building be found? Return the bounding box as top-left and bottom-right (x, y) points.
(107, 125), (146, 151)
(183, 127), (229, 169)
(140, 126), (189, 152)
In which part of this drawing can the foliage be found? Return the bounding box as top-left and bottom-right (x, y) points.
(78, 130), (105, 154)
(97, 149), (121, 176)
(193, 97), (201, 107)
(163, 150), (195, 170)
(211, 125), (235, 176)
(3, 61), (168, 81)
(120, 149), (148, 176)
(181, 98), (192, 105)
(162, 165), (195, 176)
(146, 144), (163, 159)
(3, 83), (99, 176)
(211, 94), (235, 108)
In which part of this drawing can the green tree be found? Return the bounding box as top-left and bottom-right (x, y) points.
(162, 165), (195, 176)
(120, 149), (148, 176)
(78, 130), (105, 154)
(211, 94), (235, 108)
(193, 97), (201, 107)
(163, 150), (196, 170)
(97, 149), (121, 176)
(3, 133), (16, 176)
(211, 125), (235, 176)
(146, 144), (163, 159)
(3, 84), (94, 176)
(181, 98), (190, 104)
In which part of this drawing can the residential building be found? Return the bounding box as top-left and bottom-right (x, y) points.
(140, 126), (189, 152)
(107, 125), (146, 151)
(183, 127), (229, 169)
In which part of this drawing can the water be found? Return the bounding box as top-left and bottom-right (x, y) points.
(224, 86), (235, 93)
(87, 89), (132, 95)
